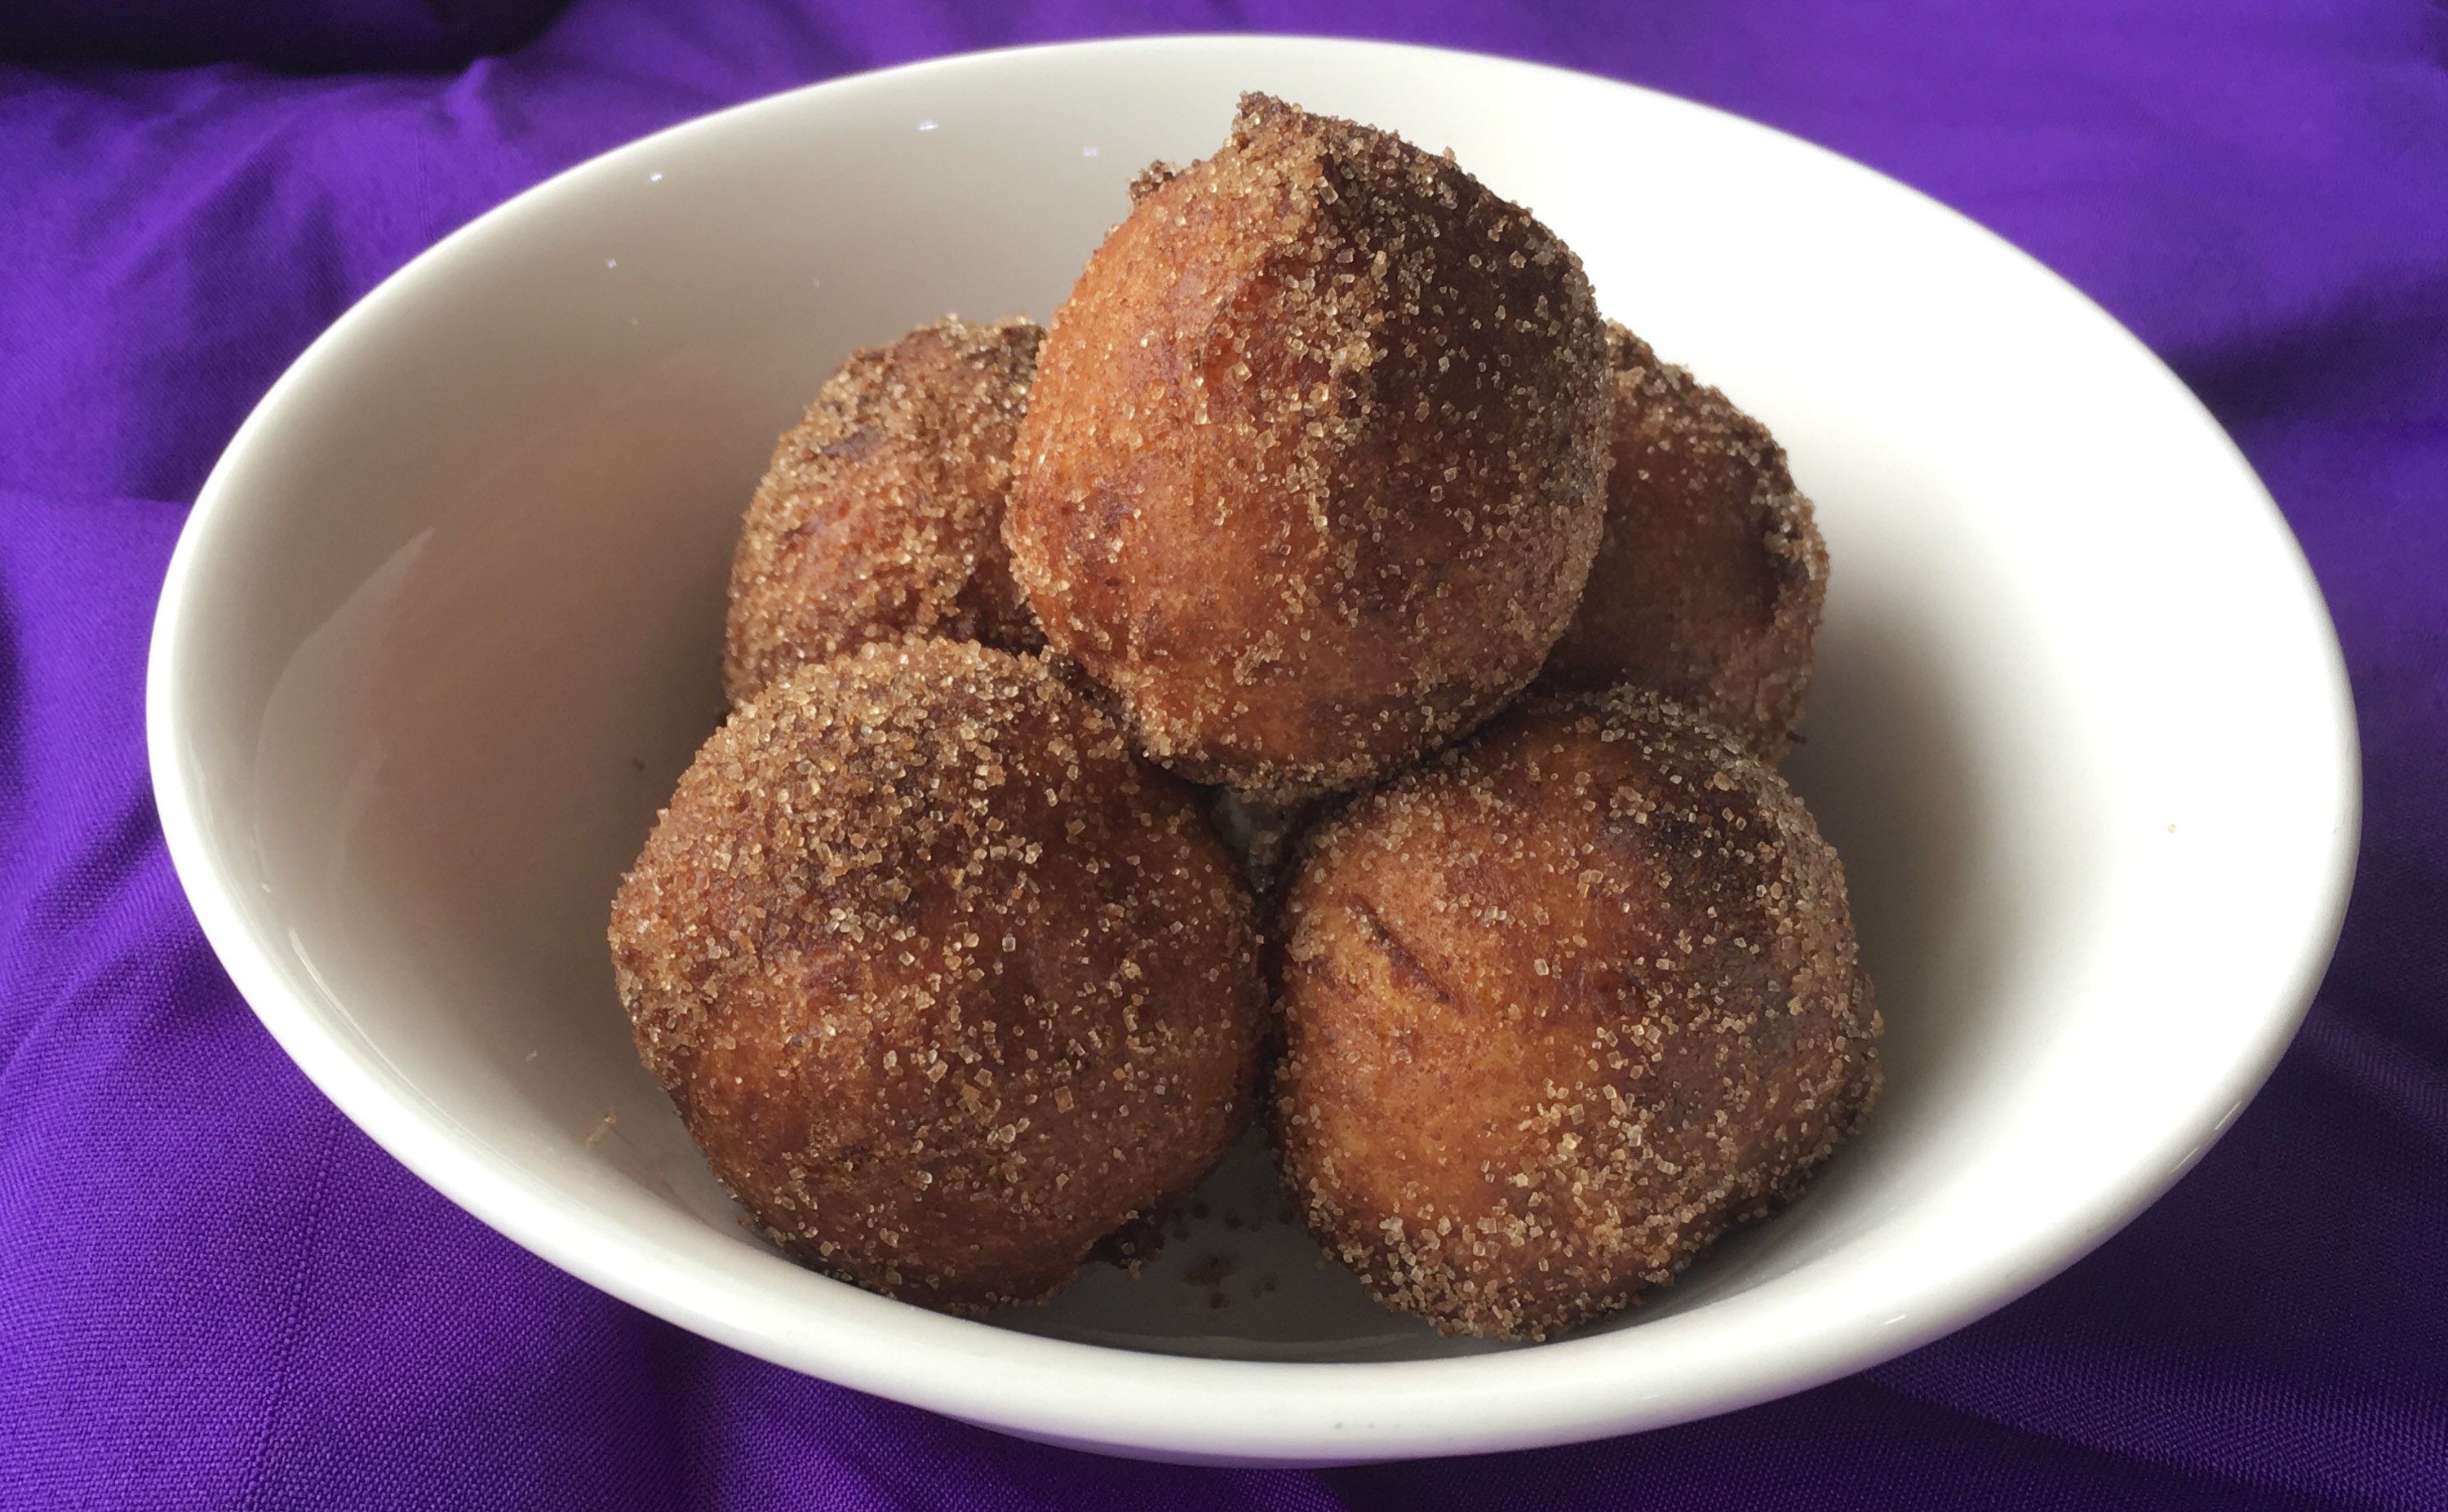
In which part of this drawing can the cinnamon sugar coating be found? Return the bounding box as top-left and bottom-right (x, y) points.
(611, 640), (1266, 1311)
(1007, 95), (1612, 804)
(1271, 688), (1880, 1339)
(725, 317), (1043, 706)
(1539, 324), (1826, 756)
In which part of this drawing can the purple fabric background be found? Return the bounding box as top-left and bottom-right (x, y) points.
(0, 0), (567, 73)
(4, 2), (2444, 1506)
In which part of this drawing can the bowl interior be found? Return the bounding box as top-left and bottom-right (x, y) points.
(151, 39), (2355, 1454)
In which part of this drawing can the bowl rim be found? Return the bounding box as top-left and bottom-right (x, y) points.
(145, 33), (2362, 1464)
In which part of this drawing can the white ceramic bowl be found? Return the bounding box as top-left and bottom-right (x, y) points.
(147, 37), (2358, 1465)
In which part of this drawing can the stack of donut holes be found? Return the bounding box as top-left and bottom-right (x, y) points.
(611, 95), (1881, 1341)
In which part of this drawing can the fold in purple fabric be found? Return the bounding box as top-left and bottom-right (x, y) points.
(0, 0), (568, 72)
(3, 4), (2444, 1508)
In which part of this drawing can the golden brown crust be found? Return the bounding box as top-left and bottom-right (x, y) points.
(610, 639), (1267, 1311)
(725, 317), (1044, 707)
(1538, 324), (1827, 756)
(1271, 687), (1880, 1339)
(1008, 94), (1612, 803)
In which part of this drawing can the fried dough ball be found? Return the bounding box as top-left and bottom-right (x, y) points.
(1007, 94), (1612, 804)
(725, 317), (1043, 706)
(1272, 688), (1880, 1339)
(1538, 325), (1827, 756)
(610, 639), (1266, 1312)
